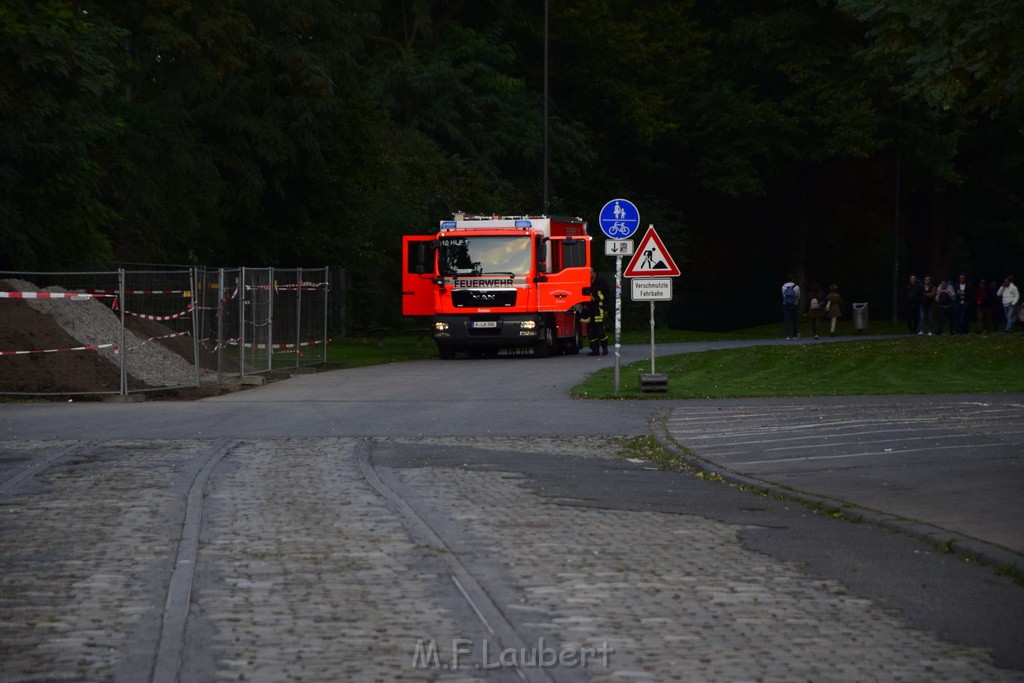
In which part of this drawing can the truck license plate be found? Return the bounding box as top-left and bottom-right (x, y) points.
(472, 321), (497, 328)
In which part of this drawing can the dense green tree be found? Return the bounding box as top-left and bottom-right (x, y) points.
(0, 1), (126, 268)
(840, 0), (1024, 282)
(686, 0), (885, 321)
(839, 0), (1024, 116)
(522, 1), (886, 326)
(105, 0), (375, 265)
(1, 1), (1019, 330)
(364, 0), (549, 211)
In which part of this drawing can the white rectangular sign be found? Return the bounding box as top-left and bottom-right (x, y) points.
(605, 239), (635, 256)
(631, 278), (673, 301)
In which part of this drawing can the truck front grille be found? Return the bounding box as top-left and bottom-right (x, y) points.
(451, 289), (517, 308)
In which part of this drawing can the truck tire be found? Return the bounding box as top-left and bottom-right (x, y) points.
(534, 327), (553, 358)
(562, 320), (582, 355)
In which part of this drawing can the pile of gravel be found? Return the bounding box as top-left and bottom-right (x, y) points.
(3, 278), (199, 388)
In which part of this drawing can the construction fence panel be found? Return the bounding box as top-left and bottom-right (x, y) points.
(269, 267), (329, 370)
(120, 270), (199, 393)
(1, 266), (332, 396)
(239, 267), (272, 376)
(199, 267), (242, 382)
(193, 267), (219, 381)
(0, 270), (123, 395)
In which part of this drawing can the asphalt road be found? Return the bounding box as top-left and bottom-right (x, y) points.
(2, 338), (1023, 680)
(0, 337), (890, 440)
(2, 339), (1022, 557)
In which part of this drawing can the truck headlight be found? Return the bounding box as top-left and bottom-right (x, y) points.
(434, 322), (449, 331)
(519, 320), (537, 330)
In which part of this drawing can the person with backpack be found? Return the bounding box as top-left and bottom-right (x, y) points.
(904, 275), (924, 334)
(825, 284), (844, 336)
(919, 275), (936, 335)
(933, 280), (955, 335)
(953, 272), (975, 334)
(781, 276), (801, 339)
(805, 282), (826, 339)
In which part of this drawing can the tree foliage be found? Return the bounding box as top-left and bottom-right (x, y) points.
(1, 1), (1020, 328)
(0, 1), (126, 268)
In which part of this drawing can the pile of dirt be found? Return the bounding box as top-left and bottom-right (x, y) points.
(0, 279), (201, 394)
(0, 297), (126, 394)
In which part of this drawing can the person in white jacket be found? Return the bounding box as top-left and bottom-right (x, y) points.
(996, 276), (1020, 332)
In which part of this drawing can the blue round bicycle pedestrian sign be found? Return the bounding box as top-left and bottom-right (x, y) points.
(599, 198), (640, 239)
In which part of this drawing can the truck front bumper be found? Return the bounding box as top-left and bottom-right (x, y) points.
(432, 314), (543, 347)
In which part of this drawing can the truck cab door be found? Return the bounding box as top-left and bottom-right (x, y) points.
(402, 236), (437, 317)
(535, 235), (592, 311)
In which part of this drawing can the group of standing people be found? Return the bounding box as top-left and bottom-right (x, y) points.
(782, 276), (845, 339)
(904, 274), (1021, 335)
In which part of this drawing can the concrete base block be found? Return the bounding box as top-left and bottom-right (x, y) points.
(639, 373), (669, 392)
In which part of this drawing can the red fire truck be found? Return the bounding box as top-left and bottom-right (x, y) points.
(402, 214), (593, 359)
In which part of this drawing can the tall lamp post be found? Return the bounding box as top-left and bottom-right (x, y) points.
(892, 149), (900, 324)
(542, 0), (549, 214)
(892, 104), (901, 324)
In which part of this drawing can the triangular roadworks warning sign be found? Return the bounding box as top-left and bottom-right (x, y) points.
(623, 226), (681, 277)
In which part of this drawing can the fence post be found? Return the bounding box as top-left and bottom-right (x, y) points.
(295, 267), (303, 369)
(118, 268), (127, 396)
(323, 267), (329, 364)
(239, 267), (246, 377)
(190, 268), (201, 387)
(217, 268), (224, 382)
(268, 267), (275, 373)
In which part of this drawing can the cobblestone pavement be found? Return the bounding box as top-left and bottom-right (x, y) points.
(2, 436), (1022, 682)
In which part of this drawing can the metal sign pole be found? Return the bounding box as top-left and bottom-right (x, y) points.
(614, 254), (622, 393)
(649, 301), (656, 374)
(599, 198), (640, 393)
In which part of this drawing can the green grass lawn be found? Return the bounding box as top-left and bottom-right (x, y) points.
(324, 333), (438, 368)
(323, 324), (1023, 399)
(572, 333), (1024, 399)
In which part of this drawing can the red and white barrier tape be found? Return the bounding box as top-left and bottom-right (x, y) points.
(2, 330), (191, 356)
(78, 289), (188, 295)
(246, 282), (328, 291)
(215, 282), (326, 301)
(1, 343), (119, 356)
(0, 291), (113, 299)
(224, 339), (326, 350)
(273, 282), (328, 290)
(126, 330), (190, 352)
(112, 299), (193, 321)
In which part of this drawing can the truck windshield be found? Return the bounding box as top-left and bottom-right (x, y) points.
(437, 235), (532, 277)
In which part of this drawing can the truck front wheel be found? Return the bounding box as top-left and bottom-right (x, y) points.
(534, 327), (553, 358)
(562, 320), (582, 355)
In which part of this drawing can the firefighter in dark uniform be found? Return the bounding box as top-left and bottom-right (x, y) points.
(586, 269), (612, 356)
